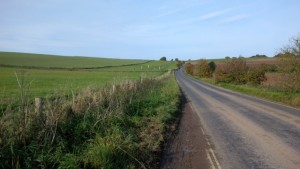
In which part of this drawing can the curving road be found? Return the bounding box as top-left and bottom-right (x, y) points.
(175, 69), (300, 169)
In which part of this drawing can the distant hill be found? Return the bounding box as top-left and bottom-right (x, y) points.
(0, 52), (148, 69)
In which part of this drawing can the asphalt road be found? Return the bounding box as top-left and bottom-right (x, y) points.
(175, 69), (300, 169)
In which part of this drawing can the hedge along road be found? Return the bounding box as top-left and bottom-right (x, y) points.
(175, 69), (300, 169)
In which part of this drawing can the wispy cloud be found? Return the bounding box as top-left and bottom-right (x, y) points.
(153, 8), (183, 19)
(121, 8), (233, 38)
(220, 14), (250, 24)
(199, 9), (231, 21)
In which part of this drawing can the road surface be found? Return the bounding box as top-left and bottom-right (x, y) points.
(174, 69), (300, 169)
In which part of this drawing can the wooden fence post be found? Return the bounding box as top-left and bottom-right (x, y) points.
(35, 97), (43, 114)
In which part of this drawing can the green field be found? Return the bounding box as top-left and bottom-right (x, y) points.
(0, 52), (176, 101)
(0, 52), (147, 68)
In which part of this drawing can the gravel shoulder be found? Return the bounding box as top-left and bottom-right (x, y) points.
(160, 95), (211, 169)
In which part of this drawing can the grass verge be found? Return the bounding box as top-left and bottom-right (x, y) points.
(195, 77), (300, 107)
(0, 72), (181, 169)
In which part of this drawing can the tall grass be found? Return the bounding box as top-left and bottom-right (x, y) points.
(0, 71), (180, 169)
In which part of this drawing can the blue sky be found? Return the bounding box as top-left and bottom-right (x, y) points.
(1, 0), (300, 60)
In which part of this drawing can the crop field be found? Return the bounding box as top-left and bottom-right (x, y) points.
(0, 52), (147, 68)
(0, 52), (176, 101)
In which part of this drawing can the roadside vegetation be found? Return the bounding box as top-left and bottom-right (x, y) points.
(0, 53), (180, 168)
(185, 35), (300, 107)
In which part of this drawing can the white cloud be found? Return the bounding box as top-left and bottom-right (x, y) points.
(199, 9), (231, 21)
(220, 14), (250, 24)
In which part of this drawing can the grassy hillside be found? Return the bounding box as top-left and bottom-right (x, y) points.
(0, 52), (147, 68)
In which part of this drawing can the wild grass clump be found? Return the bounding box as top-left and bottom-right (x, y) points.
(0, 71), (180, 169)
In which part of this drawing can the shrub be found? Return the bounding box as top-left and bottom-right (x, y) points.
(208, 61), (216, 72)
(193, 60), (212, 78)
(175, 61), (182, 69)
(246, 65), (266, 85)
(277, 55), (300, 92)
(214, 64), (232, 83)
(184, 63), (194, 75)
(214, 58), (266, 85)
(214, 58), (248, 84)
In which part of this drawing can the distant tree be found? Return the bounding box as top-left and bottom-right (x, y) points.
(171, 59), (174, 61)
(225, 56), (230, 59)
(160, 56), (167, 61)
(175, 58), (179, 62)
(250, 54), (268, 58)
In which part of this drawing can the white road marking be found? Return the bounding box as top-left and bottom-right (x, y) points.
(209, 149), (222, 169)
(206, 150), (216, 169)
(201, 127), (205, 135)
(201, 127), (221, 169)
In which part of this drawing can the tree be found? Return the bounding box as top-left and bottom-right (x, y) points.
(160, 56), (167, 61)
(280, 35), (300, 57)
